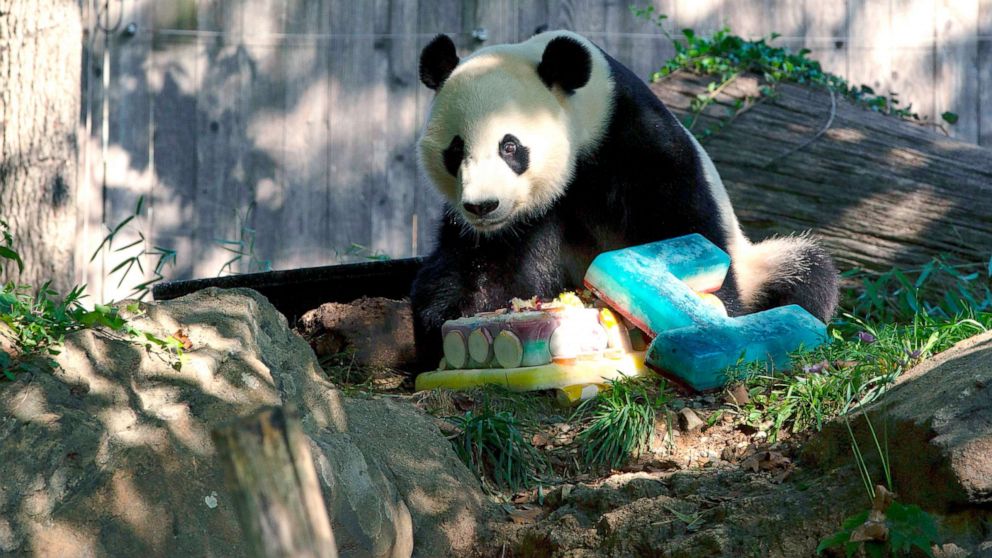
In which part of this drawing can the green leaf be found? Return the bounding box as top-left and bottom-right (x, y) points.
(816, 530), (850, 554)
(941, 111), (959, 124)
(864, 541), (885, 558)
(0, 246), (25, 273)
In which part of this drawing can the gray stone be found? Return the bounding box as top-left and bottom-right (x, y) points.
(677, 407), (704, 433)
(725, 384), (750, 406)
(0, 288), (487, 557)
(804, 332), (992, 509)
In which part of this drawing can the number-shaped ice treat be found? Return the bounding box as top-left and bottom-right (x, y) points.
(584, 234), (828, 391)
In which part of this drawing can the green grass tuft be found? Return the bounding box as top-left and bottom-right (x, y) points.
(449, 407), (548, 491)
(842, 256), (992, 324)
(736, 255), (992, 442)
(574, 377), (670, 470)
(739, 309), (991, 442)
(1, 221), (187, 381)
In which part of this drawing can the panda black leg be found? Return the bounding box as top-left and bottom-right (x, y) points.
(410, 253), (464, 372)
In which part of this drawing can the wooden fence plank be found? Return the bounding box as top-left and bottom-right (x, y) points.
(847, 0), (893, 102)
(373, 0), (420, 259)
(280, 0), (335, 267)
(193, 0), (250, 277)
(803, 0), (847, 79)
(327, 2), (376, 261)
(623, 1), (678, 81)
(149, 32), (198, 284)
(766, 0), (805, 39)
(890, 0), (935, 127)
(674, 0), (722, 35)
(554, 0), (608, 35)
(100, 0), (154, 302)
(977, 0), (992, 146)
(236, 0), (289, 273)
(77, 0), (103, 294)
(75, 0), (992, 298)
(936, 0), (980, 143)
(517, 0), (552, 39)
(722, 0), (768, 39)
(602, 0), (635, 71)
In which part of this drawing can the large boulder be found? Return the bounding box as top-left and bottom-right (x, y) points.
(0, 288), (488, 557)
(804, 332), (992, 510)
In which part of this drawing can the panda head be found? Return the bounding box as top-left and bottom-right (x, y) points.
(417, 32), (613, 233)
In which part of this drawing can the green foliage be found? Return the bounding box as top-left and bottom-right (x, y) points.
(91, 196), (177, 300)
(573, 377), (670, 470)
(817, 416), (940, 557)
(842, 257), (992, 324)
(0, 221), (24, 275)
(736, 257), (992, 442)
(816, 510), (872, 557)
(739, 311), (991, 443)
(632, 8), (947, 141)
(339, 243), (391, 262)
(216, 202), (272, 276)
(449, 407), (548, 491)
(885, 501), (940, 556)
(2, 224), (185, 382)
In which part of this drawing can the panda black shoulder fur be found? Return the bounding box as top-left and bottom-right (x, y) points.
(410, 31), (839, 369)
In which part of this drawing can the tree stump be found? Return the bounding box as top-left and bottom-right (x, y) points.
(650, 72), (992, 272)
(212, 406), (338, 558)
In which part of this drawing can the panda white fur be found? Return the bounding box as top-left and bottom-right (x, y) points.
(410, 31), (839, 369)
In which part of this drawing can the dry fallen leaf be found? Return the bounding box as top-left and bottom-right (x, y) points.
(849, 517), (888, 543)
(511, 491), (533, 504)
(741, 451), (792, 473)
(531, 432), (549, 447)
(172, 329), (193, 350)
(508, 505), (543, 524)
(452, 393), (475, 412)
(760, 451), (791, 471)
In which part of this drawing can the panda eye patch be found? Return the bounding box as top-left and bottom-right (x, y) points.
(443, 135), (465, 177)
(499, 134), (529, 175)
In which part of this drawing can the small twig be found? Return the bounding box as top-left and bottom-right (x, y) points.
(721, 94), (770, 128)
(762, 87), (836, 169)
(687, 72), (741, 131)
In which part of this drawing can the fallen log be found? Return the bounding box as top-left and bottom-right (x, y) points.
(650, 72), (992, 272)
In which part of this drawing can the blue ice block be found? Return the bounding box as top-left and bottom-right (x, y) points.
(583, 234), (828, 391)
(583, 234), (732, 335)
(646, 305), (828, 391)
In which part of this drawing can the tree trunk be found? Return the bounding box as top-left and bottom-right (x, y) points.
(650, 72), (992, 272)
(0, 0), (81, 292)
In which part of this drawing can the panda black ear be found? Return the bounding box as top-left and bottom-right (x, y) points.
(537, 36), (592, 93)
(419, 34), (460, 90)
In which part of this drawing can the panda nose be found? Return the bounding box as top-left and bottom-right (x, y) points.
(463, 200), (500, 217)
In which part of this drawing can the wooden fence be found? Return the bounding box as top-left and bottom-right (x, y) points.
(78, 0), (992, 302)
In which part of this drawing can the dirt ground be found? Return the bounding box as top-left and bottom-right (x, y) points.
(295, 298), (992, 557)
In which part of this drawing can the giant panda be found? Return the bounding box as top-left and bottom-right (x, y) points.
(409, 30), (839, 370)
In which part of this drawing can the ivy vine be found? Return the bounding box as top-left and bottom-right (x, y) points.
(632, 6), (957, 141)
